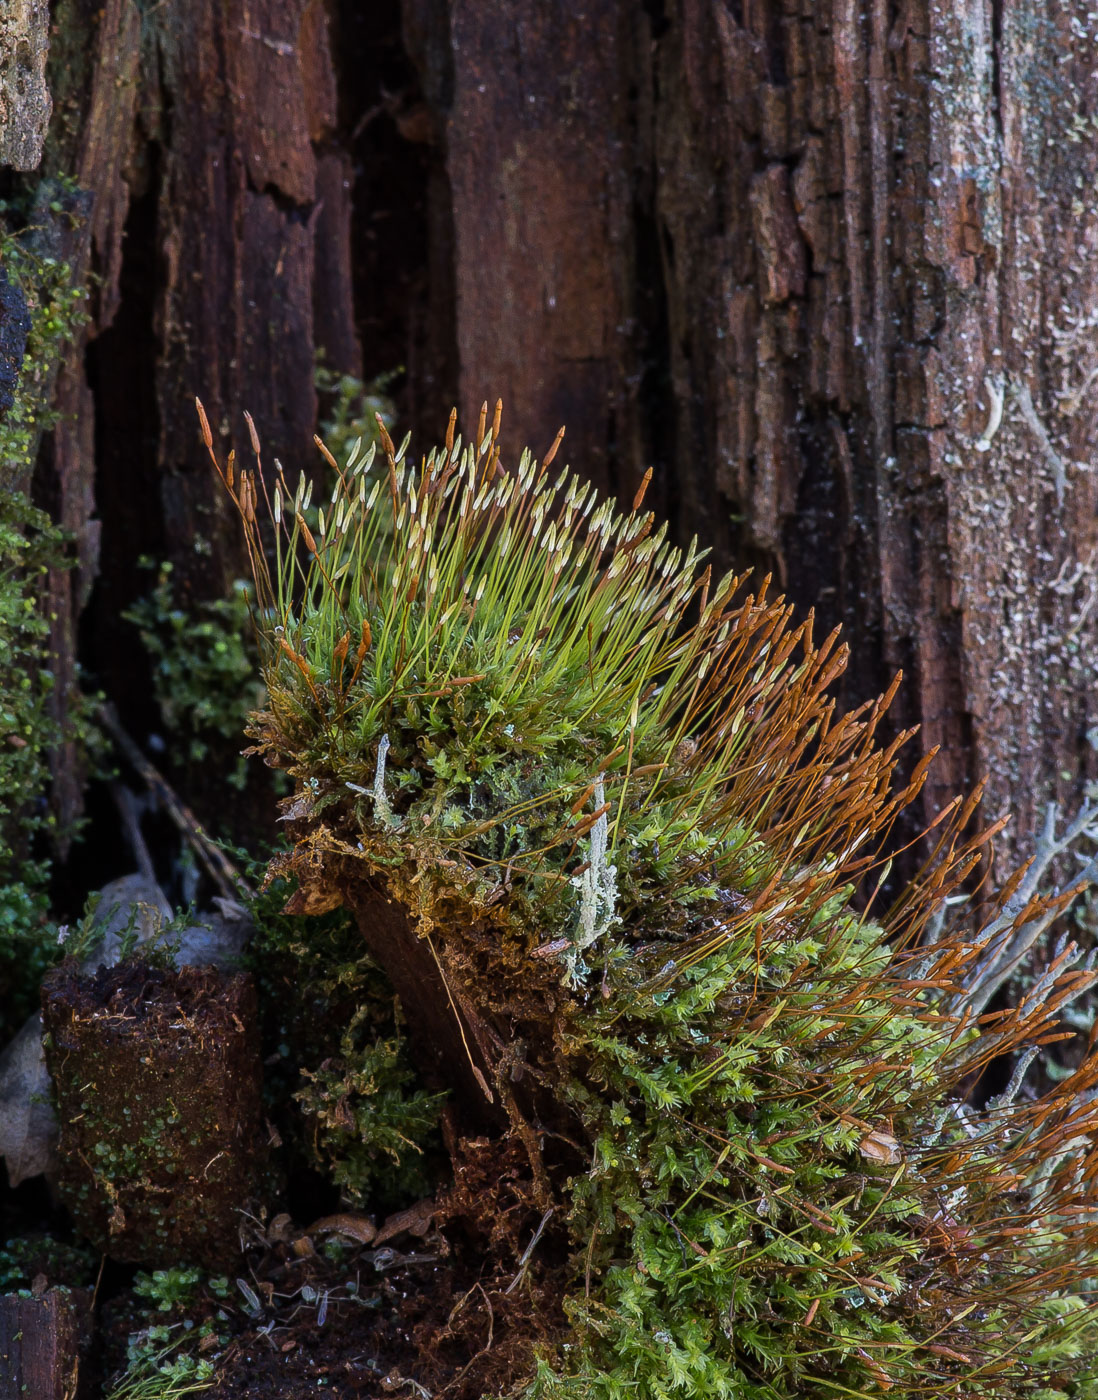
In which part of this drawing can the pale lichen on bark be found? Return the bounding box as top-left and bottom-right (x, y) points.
(0, 0), (51, 171)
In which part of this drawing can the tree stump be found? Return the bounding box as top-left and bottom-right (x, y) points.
(41, 960), (263, 1270)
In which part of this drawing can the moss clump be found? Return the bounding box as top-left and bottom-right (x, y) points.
(244, 865), (445, 1212)
(296, 1007), (445, 1208)
(0, 179), (98, 1041)
(207, 402), (1098, 1399)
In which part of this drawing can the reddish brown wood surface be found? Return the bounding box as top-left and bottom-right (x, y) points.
(0, 1288), (91, 1400)
(11, 0), (1098, 866)
(44, 0), (357, 603)
(26, 0), (362, 833)
(406, 1), (1098, 864)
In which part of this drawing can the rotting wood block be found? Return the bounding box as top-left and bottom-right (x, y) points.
(0, 1287), (91, 1400)
(42, 960), (264, 1270)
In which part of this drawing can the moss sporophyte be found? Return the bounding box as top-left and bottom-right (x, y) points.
(203, 396), (1098, 1399)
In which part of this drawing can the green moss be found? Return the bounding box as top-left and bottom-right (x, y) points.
(0, 179), (99, 1042)
(296, 1004), (445, 1208)
(241, 861), (444, 1210)
(218, 415), (1098, 1398)
(0, 491), (100, 1041)
(123, 562), (266, 790)
(542, 921), (964, 1397)
(0, 175), (90, 491)
(133, 1268), (205, 1314)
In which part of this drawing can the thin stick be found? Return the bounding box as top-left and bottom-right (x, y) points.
(96, 703), (250, 900)
(504, 1208), (554, 1294)
(109, 782), (167, 899)
(424, 932), (494, 1103)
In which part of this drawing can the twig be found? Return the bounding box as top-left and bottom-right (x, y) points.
(951, 800), (1098, 1019)
(504, 1208), (554, 1294)
(109, 781), (165, 896)
(96, 702), (251, 900)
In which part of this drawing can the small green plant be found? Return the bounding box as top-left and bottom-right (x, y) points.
(0, 179), (100, 1041)
(206, 402), (1098, 1399)
(0, 491), (102, 1041)
(0, 493), (70, 863)
(133, 1268), (205, 1314)
(123, 561), (266, 790)
(0, 176), (90, 485)
(106, 1266), (229, 1398)
(0, 1235), (97, 1291)
(105, 1326), (215, 1400)
(297, 1005), (445, 1207)
(241, 857), (443, 1209)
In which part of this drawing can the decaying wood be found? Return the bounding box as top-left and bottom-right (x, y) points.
(339, 877), (506, 1134)
(0, 0), (51, 171)
(437, 3), (632, 491)
(43, 0), (359, 607)
(21, 0), (362, 834)
(0, 1288), (91, 1400)
(16, 0), (1098, 871)
(404, 2), (1098, 865)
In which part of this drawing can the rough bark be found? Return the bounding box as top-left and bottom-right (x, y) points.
(0, 0), (51, 171)
(645, 0), (1098, 862)
(15, 0), (1098, 871)
(405, 1), (1098, 867)
(0, 1288), (91, 1400)
(42, 0), (358, 605)
(17, 0), (362, 836)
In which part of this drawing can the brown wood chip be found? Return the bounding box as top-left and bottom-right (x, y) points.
(302, 1212), (377, 1245)
(373, 1198), (436, 1247)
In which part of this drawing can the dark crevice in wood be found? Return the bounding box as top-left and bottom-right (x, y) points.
(642, 0), (671, 42)
(337, 0), (458, 444)
(990, 0), (1004, 134)
(82, 155), (163, 746)
(630, 195), (676, 530)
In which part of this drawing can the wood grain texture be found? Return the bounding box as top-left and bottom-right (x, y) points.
(409, 0), (1098, 863)
(0, 1289), (91, 1400)
(30, 0), (361, 836)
